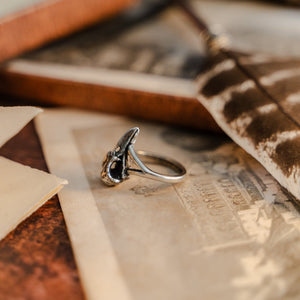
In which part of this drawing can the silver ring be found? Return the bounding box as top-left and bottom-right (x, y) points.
(100, 127), (186, 186)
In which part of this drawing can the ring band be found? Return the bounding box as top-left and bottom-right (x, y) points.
(127, 148), (186, 183)
(101, 127), (186, 186)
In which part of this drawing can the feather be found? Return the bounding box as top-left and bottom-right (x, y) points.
(178, 1), (300, 200)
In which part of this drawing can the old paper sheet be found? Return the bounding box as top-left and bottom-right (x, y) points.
(36, 109), (300, 300)
(0, 157), (66, 240)
(0, 106), (41, 147)
(0, 106), (67, 240)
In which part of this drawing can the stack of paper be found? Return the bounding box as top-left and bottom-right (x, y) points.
(0, 106), (66, 240)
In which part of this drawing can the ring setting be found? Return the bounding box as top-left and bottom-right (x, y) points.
(100, 127), (186, 186)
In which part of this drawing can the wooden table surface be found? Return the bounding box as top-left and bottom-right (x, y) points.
(0, 120), (85, 300)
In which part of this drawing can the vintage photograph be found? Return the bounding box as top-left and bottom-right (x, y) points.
(35, 109), (300, 300)
(0, 0), (299, 299)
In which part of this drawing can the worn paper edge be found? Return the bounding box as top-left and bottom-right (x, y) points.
(35, 109), (132, 300)
(0, 106), (42, 148)
(0, 156), (67, 240)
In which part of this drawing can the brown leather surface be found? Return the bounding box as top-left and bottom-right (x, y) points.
(0, 122), (85, 300)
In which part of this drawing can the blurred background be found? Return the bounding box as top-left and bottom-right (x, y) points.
(0, 0), (300, 130)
